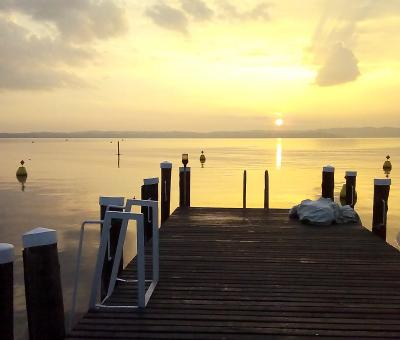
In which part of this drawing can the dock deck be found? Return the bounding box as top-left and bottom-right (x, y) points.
(68, 207), (400, 339)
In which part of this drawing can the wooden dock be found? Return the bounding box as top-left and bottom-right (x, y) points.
(67, 207), (400, 339)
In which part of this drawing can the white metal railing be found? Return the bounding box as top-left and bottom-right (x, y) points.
(69, 198), (159, 330)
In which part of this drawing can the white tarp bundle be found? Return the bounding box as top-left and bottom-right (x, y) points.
(289, 197), (359, 226)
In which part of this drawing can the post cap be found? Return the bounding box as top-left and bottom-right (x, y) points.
(160, 161), (172, 169)
(99, 196), (125, 206)
(0, 243), (14, 264)
(143, 177), (159, 185)
(179, 167), (191, 172)
(374, 178), (391, 186)
(22, 227), (57, 248)
(323, 165), (335, 173)
(346, 171), (357, 177)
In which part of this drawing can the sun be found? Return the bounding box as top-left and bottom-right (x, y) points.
(275, 118), (284, 127)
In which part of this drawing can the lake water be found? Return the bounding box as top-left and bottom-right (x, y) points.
(0, 138), (398, 339)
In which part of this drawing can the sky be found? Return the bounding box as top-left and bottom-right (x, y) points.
(0, 0), (399, 132)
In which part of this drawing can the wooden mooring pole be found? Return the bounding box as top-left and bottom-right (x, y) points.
(372, 178), (391, 241)
(0, 243), (14, 340)
(22, 228), (65, 340)
(243, 170), (247, 209)
(179, 167), (191, 208)
(160, 161), (172, 224)
(345, 171), (357, 208)
(141, 178), (159, 242)
(99, 196), (124, 299)
(322, 165), (335, 200)
(264, 170), (269, 210)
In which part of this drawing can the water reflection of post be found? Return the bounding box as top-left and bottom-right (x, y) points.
(276, 138), (282, 170)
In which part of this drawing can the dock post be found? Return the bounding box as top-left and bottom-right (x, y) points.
(322, 165), (335, 200)
(141, 178), (159, 242)
(160, 161), (172, 224)
(264, 170), (269, 210)
(345, 171), (357, 208)
(179, 167), (191, 207)
(0, 243), (14, 340)
(22, 228), (65, 340)
(243, 170), (247, 209)
(99, 196), (124, 299)
(372, 179), (391, 241)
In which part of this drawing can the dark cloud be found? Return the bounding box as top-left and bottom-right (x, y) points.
(145, 2), (188, 34)
(181, 0), (214, 21)
(0, 0), (128, 42)
(316, 43), (360, 87)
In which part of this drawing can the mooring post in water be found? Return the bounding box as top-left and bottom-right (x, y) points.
(160, 161), (172, 224)
(141, 178), (159, 242)
(322, 165), (335, 200)
(99, 196), (125, 299)
(264, 170), (269, 210)
(243, 170), (247, 209)
(345, 171), (357, 208)
(22, 228), (65, 340)
(0, 243), (14, 340)
(179, 167), (191, 208)
(372, 178), (391, 241)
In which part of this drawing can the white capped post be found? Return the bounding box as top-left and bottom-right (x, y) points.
(0, 243), (14, 340)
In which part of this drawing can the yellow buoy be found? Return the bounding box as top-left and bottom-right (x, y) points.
(16, 160), (28, 177)
(200, 151), (206, 167)
(383, 155), (392, 178)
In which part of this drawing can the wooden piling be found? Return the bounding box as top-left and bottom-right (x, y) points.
(22, 228), (65, 340)
(264, 170), (269, 210)
(372, 178), (391, 241)
(179, 167), (191, 208)
(99, 196), (124, 300)
(243, 170), (247, 209)
(345, 171), (357, 208)
(141, 178), (159, 242)
(160, 162), (172, 224)
(322, 165), (335, 200)
(0, 243), (14, 340)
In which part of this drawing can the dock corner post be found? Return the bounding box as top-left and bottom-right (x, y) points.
(345, 171), (357, 208)
(264, 170), (269, 210)
(141, 178), (159, 242)
(179, 167), (191, 208)
(99, 196), (125, 300)
(372, 178), (391, 241)
(0, 243), (14, 340)
(160, 161), (172, 224)
(322, 165), (335, 200)
(22, 228), (65, 340)
(243, 170), (247, 209)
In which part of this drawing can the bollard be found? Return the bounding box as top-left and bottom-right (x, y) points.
(141, 178), (159, 242)
(264, 170), (269, 210)
(243, 170), (247, 209)
(345, 171), (357, 208)
(372, 179), (391, 241)
(160, 161), (172, 224)
(179, 167), (191, 208)
(322, 165), (335, 200)
(99, 196), (124, 300)
(22, 228), (65, 340)
(0, 243), (14, 340)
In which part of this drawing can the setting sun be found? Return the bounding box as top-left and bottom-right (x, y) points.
(275, 118), (284, 127)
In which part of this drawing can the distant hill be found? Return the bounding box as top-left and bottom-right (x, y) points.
(0, 127), (400, 138)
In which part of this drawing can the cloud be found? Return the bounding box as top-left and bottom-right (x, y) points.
(0, 0), (128, 42)
(181, 0), (214, 21)
(145, 1), (188, 34)
(315, 43), (360, 86)
(217, 1), (271, 21)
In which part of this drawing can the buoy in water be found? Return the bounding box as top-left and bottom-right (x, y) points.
(200, 151), (206, 167)
(339, 183), (357, 206)
(383, 155), (392, 178)
(16, 160), (28, 177)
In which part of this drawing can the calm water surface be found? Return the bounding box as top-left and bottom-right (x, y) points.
(0, 138), (398, 339)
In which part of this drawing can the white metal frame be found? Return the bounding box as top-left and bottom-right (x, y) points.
(69, 199), (159, 330)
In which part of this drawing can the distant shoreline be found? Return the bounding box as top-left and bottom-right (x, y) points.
(1, 127), (400, 138)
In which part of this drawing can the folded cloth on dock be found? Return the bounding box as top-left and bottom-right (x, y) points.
(289, 197), (359, 226)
